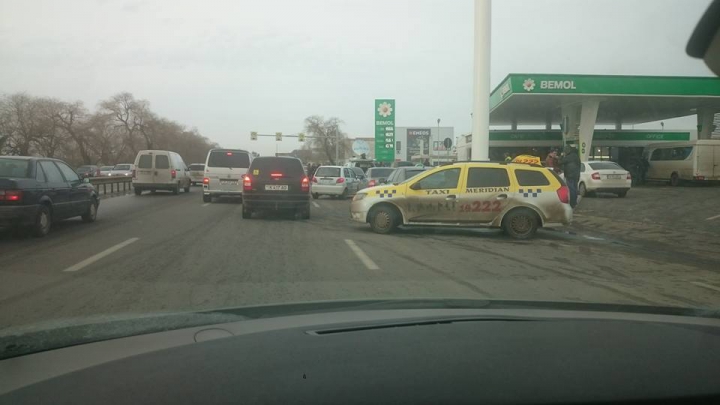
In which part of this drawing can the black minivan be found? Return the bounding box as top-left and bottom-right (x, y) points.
(241, 157), (310, 219)
(0, 156), (99, 237)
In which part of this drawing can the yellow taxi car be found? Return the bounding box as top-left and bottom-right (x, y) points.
(350, 162), (572, 239)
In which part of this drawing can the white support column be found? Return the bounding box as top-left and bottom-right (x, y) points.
(697, 107), (716, 139)
(578, 100), (600, 162)
(470, 0), (491, 161)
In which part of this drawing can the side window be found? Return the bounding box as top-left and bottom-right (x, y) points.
(466, 168), (510, 188)
(672, 147), (692, 160)
(414, 168), (460, 190)
(651, 149), (662, 161)
(55, 162), (81, 182)
(343, 168), (353, 178)
(138, 154), (153, 169)
(39, 161), (66, 183)
(35, 163), (47, 182)
(155, 155), (170, 169)
(515, 169), (551, 186)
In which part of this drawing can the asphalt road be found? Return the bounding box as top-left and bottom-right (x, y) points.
(2, 186), (720, 334)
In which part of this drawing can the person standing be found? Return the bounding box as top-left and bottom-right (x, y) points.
(560, 146), (581, 208)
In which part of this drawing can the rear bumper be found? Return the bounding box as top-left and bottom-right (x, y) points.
(311, 184), (346, 195)
(0, 205), (37, 228)
(243, 194), (309, 210)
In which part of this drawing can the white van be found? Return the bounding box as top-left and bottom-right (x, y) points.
(132, 150), (191, 195)
(644, 140), (720, 186)
(202, 149), (252, 203)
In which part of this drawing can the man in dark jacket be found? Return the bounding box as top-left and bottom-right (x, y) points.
(560, 146), (581, 208)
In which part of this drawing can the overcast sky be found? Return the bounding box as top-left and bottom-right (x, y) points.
(0, 0), (714, 155)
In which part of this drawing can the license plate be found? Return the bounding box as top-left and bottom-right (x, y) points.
(607, 174), (622, 179)
(265, 185), (288, 191)
(220, 180), (238, 185)
(320, 179), (334, 184)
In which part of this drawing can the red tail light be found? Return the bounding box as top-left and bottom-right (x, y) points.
(171, 169), (177, 179)
(0, 190), (23, 203)
(132, 169), (136, 179)
(368, 179), (376, 187)
(591, 172), (600, 180)
(336, 178), (345, 184)
(627, 172), (632, 180)
(243, 174), (252, 191)
(556, 186), (569, 204)
(312, 176), (318, 183)
(203, 177), (210, 185)
(301, 176), (310, 192)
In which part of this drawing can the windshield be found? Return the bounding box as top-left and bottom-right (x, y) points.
(2, 0), (720, 365)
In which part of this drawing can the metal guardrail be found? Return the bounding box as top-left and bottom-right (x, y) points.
(88, 176), (133, 195)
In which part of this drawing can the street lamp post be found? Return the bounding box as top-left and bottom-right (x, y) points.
(437, 118), (441, 165)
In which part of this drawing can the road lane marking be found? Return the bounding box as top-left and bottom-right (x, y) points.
(345, 239), (380, 270)
(202, 203), (210, 207)
(705, 214), (720, 221)
(690, 281), (720, 293)
(62, 238), (140, 272)
(312, 202), (320, 208)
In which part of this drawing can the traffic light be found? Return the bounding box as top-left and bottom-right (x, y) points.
(275, 132), (282, 141)
(298, 133), (305, 142)
(251, 131), (258, 141)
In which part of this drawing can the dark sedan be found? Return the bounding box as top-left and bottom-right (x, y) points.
(241, 157), (310, 219)
(0, 157), (99, 237)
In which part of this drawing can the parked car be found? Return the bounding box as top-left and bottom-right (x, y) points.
(241, 157), (310, 219)
(76, 165), (100, 178)
(578, 161), (632, 197)
(644, 140), (720, 186)
(351, 167), (369, 190)
(0, 156), (99, 237)
(188, 163), (205, 185)
(311, 166), (361, 199)
(365, 167), (395, 188)
(99, 166), (114, 176)
(132, 150), (191, 195)
(108, 164), (134, 177)
(202, 149), (252, 203)
(383, 166), (429, 185)
(351, 161), (572, 239)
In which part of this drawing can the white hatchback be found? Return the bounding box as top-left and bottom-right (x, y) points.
(311, 166), (361, 199)
(579, 161), (632, 198)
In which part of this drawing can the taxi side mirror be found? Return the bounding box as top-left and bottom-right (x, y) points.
(410, 182), (421, 191)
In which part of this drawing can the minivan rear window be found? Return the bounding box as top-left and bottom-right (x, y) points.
(0, 159), (31, 178)
(207, 151), (250, 168)
(155, 155), (170, 169)
(250, 158), (304, 178)
(315, 167), (341, 177)
(138, 155), (153, 169)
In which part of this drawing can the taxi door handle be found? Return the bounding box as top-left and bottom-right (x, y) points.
(445, 195), (456, 200)
(496, 194), (508, 200)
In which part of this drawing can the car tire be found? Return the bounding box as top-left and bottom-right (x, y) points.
(184, 182), (191, 193)
(203, 194), (211, 203)
(670, 173), (680, 187)
(242, 207), (252, 219)
(300, 204), (311, 220)
(81, 199), (99, 223)
(369, 205), (399, 234)
(32, 205), (52, 238)
(617, 190), (628, 198)
(579, 182), (587, 197)
(172, 183), (180, 195)
(134, 188), (142, 196)
(502, 208), (539, 240)
(312, 193), (319, 200)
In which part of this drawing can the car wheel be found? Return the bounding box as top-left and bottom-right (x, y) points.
(184, 182), (190, 193)
(300, 204), (311, 220)
(134, 188), (142, 196)
(82, 199), (99, 223)
(312, 193), (319, 200)
(579, 182), (587, 197)
(173, 183), (180, 195)
(369, 205), (399, 234)
(32, 205), (52, 238)
(670, 173), (680, 187)
(203, 194), (211, 203)
(617, 190), (628, 198)
(242, 207), (252, 219)
(502, 208), (539, 240)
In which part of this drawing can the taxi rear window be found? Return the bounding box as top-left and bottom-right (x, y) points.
(467, 168), (510, 187)
(515, 169), (551, 186)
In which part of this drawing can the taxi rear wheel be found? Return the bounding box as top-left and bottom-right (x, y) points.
(502, 209), (538, 240)
(369, 205), (399, 234)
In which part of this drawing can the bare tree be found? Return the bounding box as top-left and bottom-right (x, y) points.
(304, 116), (347, 165)
(99, 92), (145, 155)
(0, 93), (44, 155)
(53, 100), (94, 164)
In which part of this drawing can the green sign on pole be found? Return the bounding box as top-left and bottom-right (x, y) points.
(374, 99), (395, 163)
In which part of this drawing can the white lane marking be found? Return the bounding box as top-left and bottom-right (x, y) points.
(202, 203), (210, 207)
(690, 281), (720, 293)
(705, 214), (720, 221)
(312, 201), (320, 208)
(62, 238), (140, 272)
(344, 239), (380, 270)
(582, 235), (605, 241)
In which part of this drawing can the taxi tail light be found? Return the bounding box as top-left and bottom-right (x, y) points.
(336, 178), (345, 184)
(627, 172), (632, 180)
(171, 169), (177, 179)
(203, 177), (210, 185)
(0, 189), (23, 203)
(368, 179), (376, 187)
(557, 186), (569, 204)
(301, 176), (310, 192)
(243, 174), (252, 191)
(591, 172), (601, 180)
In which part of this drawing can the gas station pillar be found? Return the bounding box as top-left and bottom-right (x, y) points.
(697, 107), (717, 139)
(578, 100), (599, 162)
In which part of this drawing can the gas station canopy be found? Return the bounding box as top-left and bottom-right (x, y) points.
(489, 74), (720, 126)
